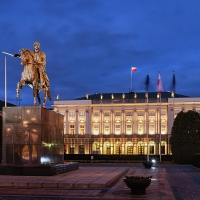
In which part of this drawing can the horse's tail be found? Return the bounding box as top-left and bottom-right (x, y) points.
(47, 88), (52, 101)
(37, 89), (41, 104)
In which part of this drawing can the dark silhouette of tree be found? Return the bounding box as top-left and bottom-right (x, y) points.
(0, 115), (2, 161)
(170, 110), (200, 164)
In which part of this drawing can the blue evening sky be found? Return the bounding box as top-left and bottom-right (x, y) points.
(1, 0), (200, 108)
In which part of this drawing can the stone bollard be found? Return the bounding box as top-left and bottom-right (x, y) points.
(91, 156), (94, 164)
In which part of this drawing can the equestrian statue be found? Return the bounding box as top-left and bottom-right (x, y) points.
(3, 41), (51, 107)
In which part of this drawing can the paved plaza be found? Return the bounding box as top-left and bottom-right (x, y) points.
(0, 163), (199, 199)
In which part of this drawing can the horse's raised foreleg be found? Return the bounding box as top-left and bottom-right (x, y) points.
(16, 80), (25, 98)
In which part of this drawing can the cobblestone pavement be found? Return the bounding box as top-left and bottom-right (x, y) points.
(163, 164), (200, 200)
(0, 163), (199, 200)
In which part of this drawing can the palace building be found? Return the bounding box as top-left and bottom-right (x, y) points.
(52, 92), (200, 157)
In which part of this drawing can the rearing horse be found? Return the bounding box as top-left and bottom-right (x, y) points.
(16, 48), (51, 106)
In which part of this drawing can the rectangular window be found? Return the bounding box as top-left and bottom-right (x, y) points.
(138, 124), (143, 134)
(149, 117), (155, 122)
(149, 124), (155, 134)
(69, 112), (75, 116)
(106, 147), (111, 154)
(79, 125), (84, 135)
(137, 112), (144, 116)
(127, 146), (133, 154)
(94, 112), (99, 116)
(115, 124), (120, 135)
(69, 125), (74, 135)
(126, 124), (132, 135)
(94, 125), (99, 135)
(104, 125), (110, 135)
(69, 146), (74, 154)
(79, 145), (84, 154)
(126, 112), (132, 116)
(138, 146), (144, 154)
(116, 146), (121, 154)
(161, 145), (165, 154)
(138, 116), (144, 122)
(161, 111), (166, 115)
(104, 112), (110, 116)
(149, 111), (155, 116)
(79, 111), (85, 116)
(149, 146), (154, 154)
(161, 125), (166, 134)
(115, 112), (121, 116)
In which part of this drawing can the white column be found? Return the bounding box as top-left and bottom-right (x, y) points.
(88, 108), (92, 135)
(111, 110), (114, 134)
(100, 110), (103, 135)
(122, 110), (125, 134)
(75, 110), (79, 134)
(133, 110), (137, 134)
(86, 109), (89, 134)
(65, 110), (69, 134)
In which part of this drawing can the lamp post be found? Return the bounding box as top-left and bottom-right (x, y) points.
(4, 56), (7, 107)
(146, 92), (149, 161)
(157, 93), (161, 162)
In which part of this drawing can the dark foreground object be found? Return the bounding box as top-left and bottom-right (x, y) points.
(124, 176), (152, 195)
(143, 161), (153, 168)
(0, 162), (79, 176)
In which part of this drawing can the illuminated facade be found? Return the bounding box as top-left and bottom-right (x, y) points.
(52, 92), (200, 156)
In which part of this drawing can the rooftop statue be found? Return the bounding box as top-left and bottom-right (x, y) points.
(13, 42), (52, 106)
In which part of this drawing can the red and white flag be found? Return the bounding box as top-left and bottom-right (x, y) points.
(131, 67), (137, 72)
(157, 73), (165, 93)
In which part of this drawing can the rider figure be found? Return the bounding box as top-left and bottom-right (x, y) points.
(32, 41), (49, 88)
(14, 41), (50, 88)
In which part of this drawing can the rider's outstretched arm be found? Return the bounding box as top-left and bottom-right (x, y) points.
(13, 54), (21, 58)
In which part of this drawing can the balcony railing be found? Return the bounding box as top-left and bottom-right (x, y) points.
(92, 98), (168, 104)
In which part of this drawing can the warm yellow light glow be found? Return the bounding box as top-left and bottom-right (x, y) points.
(69, 117), (74, 122)
(80, 117), (84, 122)
(94, 117), (99, 122)
(23, 120), (29, 125)
(126, 131), (132, 135)
(127, 117), (131, 122)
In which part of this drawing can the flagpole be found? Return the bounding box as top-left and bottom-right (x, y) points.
(160, 92), (161, 162)
(171, 71), (175, 155)
(145, 73), (149, 161)
(146, 91), (149, 161)
(157, 71), (165, 162)
(130, 67), (132, 92)
(4, 56), (7, 107)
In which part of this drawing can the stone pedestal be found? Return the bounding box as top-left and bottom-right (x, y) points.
(2, 106), (64, 165)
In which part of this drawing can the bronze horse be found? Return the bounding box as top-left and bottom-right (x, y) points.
(16, 48), (51, 106)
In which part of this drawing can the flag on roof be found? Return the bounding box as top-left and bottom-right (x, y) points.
(145, 73), (150, 92)
(157, 72), (165, 93)
(172, 71), (176, 92)
(131, 67), (137, 72)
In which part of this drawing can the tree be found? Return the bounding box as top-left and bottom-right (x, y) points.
(170, 110), (200, 164)
(0, 115), (2, 161)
